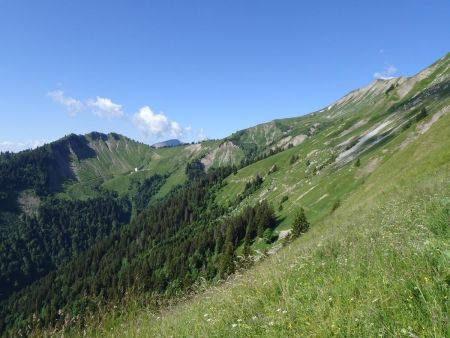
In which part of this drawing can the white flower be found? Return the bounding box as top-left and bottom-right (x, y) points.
(232, 323), (237, 328)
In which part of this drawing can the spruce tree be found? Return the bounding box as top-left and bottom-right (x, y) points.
(220, 225), (236, 277)
(220, 240), (235, 277)
(292, 207), (309, 238)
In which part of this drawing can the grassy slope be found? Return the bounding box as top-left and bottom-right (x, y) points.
(81, 96), (450, 338)
(59, 136), (219, 200)
(43, 54), (450, 204)
(24, 53), (446, 336)
(58, 55), (449, 203)
(58, 134), (157, 199)
(50, 55), (450, 337)
(215, 53), (449, 233)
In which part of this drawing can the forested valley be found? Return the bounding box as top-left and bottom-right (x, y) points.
(0, 155), (277, 335)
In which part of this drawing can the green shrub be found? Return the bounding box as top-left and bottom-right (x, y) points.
(292, 207), (310, 238)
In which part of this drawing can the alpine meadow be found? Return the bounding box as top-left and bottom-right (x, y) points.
(0, 2), (449, 337)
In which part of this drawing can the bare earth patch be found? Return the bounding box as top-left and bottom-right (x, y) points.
(275, 134), (307, 150)
(338, 118), (369, 138)
(201, 141), (240, 170)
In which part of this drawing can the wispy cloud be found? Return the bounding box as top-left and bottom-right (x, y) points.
(47, 90), (83, 116)
(0, 140), (46, 153)
(373, 64), (397, 80)
(88, 97), (124, 118)
(48, 91), (123, 119)
(48, 90), (188, 140)
(132, 106), (187, 138)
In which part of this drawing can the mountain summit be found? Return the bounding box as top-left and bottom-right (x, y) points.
(151, 139), (182, 148)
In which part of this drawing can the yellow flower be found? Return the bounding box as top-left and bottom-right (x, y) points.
(423, 276), (429, 284)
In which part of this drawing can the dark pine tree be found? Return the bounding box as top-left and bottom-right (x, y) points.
(292, 207), (310, 238)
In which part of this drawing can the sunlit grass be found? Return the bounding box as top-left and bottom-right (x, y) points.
(54, 109), (450, 337)
(34, 66), (450, 337)
(65, 171), (449, 338)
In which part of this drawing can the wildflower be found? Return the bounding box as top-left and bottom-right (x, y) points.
(423, 276), (429, 284)
(269, 321), (274, 326)
(276, 308), (281, 312)
(232, 323), (237, 328)
(282, 310), (287, 314)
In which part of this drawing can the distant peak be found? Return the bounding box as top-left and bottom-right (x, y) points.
(152, 139), (182, 149)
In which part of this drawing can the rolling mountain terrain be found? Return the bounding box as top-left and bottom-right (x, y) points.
(0, 53), (449, 337)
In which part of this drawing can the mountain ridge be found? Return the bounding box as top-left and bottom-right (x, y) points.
(0, 52), (449, 336)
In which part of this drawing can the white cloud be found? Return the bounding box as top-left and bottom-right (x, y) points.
(48, 90), (124, 119)
(47, 90), (84, 115)
(88, 96), (124, 118)
(132, 106), (185, 138)
(48, 90), (191, 139)
(0, 140), (46, 153)
(373, 64), (397, 80)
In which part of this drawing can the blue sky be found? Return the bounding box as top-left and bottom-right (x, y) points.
(0, 0), (449, 151)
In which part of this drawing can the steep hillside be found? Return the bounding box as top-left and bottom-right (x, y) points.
(60, 134), (235, 200)
(93, 109), (450, 337)
(221, 52), (449, 168)
(0, 53), (448, 337)
(215, 53), (450, 230)
(71, 53), (450, 338)
(83, 52), (449, 337)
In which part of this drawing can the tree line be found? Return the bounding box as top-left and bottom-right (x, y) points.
(0, 165), (279, 335)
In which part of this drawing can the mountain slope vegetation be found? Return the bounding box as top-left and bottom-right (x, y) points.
(85, 109), (450, 337)
(0, 53), (448, 337)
